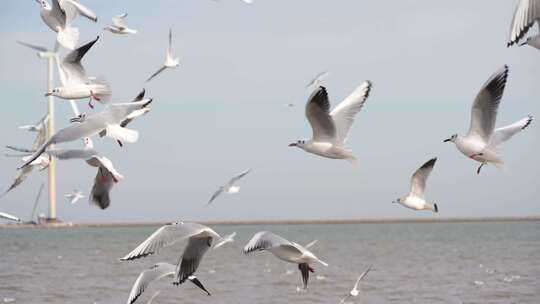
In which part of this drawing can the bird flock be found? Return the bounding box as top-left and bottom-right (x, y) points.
(1, 0), (538, 303)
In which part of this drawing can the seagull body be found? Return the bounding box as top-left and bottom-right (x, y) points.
(126, 263), (210, 304)
(121, 222), (222, 286)
(65, 190), (84, 204)
(444, 66), (533, 174)
(289, 81), (372, 164)
(0, 212), (21, 223)
(104, 13), (137, 34)
(19, 99), (152, 170)
(243, 231), (328, 289)
(213, 232), (236, 249)
(46, 37), (111, 108)
(394, 158), (438, 213)
(508, 0), (540, 48)
(146, 28), (179, 82)
(339, 265), (371, 304)
(207, 169), (251, 205)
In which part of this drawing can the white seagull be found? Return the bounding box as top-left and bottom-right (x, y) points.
(47, 138), (123, 209)
(126, 263), (210, 304)
(19, 99), (152, 170)
(243, 231), (328, 289)
(65, 189), (84, 204)
(120, 221), (222, 285)
(289, 81), (372, 164)
(0, 212), (21, 223)
(146, 28), (180, 82)
(207, 169), (251, 205)
(394, 158), (438, 213)
(305, 70), (329, 90)
(444, 65), (533, 174)
(338, 265), (371, 304)
(46, 36), (111, 108)
(213, 232), (236, 249)
(104, 13), (137, 35)
(508, 0), (540, 48)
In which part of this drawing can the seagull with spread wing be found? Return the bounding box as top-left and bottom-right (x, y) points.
(243, 231), (328, 289)
(507, 0), (540, 49)
(444, 65), (533, 174)
(289, 81), (372, 165)
(104, 13), (137, 35)
(146, 28), (180, 82)
(207, 169), (251, 205)
(394, 158), (439, 213)
(338, 265), (371, 304)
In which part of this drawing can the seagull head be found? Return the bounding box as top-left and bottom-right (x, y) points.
(443, 134), (457, 143)
(70, 113), (87, 123)
(35, 0), (50, 9)
(392, 198), (401, 204)
(289, 139), (306, 148)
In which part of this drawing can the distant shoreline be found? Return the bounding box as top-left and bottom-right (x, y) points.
(1, 215), (539, 229)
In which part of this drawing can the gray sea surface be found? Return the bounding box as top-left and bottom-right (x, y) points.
(1, 221), (539, 304)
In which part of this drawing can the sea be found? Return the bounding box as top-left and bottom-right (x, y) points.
(1, 221), (539, 304)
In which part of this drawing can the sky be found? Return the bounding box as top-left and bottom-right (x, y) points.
(0, 0), (539, 223)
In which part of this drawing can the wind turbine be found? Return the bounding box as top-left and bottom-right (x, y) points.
(17, 40), (81, 223)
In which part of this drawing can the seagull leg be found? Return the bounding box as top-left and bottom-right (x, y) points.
(88, 97), (94, 109)
(116, 140), (123, 147)
(477, 163), (485, 175)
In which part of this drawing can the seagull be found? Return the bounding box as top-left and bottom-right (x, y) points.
(104, 13), (137, 35)
(146, 28), (179, 82)
(19, 99), (152, 170)
(46, 36), (111, 108)
(444, 65), (533, 174)
(47, 138), (123, 209)
(338, 265), (371, 304)
(17, 115), (50, 132)
(207, 169), (251, 205)
(34, 0), (79, 49)
(98, 89), (151, 147)
(507, 0), (540, 48)
(0, 212), (21, 223)
(120, 221), (222, 286)
(394, 158), (438, 213)
(1, 117), (49, 198)
(65, 189), (84, 204)
(126, 263), (210, 304)
(289, 81), (372, 164)
(213, 232), (236, 249)
(243, 231), (328, 289)
(305, 70), (329, 90)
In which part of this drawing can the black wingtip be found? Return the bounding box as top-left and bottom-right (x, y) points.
(523, 115), (533, 130)
(434, 203), (439, 213)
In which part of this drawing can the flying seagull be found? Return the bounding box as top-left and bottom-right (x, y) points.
(289, 81), (372, 164)
(146, 28), (179, 82)
(19, 99), (152, 170)
(126, 263), (210, 304)
(65, 190), (84, 204)
(507, 0), (540, 48)
(213, 232), (236, 249)
(46, 36), (111, 108)
(394, 158), (438, 213)
(104, 13), (137, 35)
(444, 65), (533, 174)
(207, 169), (251, 205)
(0, 212), (21, 223)
(338, 265), (371, 304)
(243, 231), (328, 289)
(120, 221), (222, 286)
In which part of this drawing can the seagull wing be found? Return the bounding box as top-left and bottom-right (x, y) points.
(120, 222), (214, 261)
(305, 70), (329, 89)
(146, 66), (167, 83)
(410, 158), (437, 198)
(489, 115), (533, 148)
(113, 13), (128, 29)
(213, 232), (236, 249)
(89, 166), (114, 210)
(16, 40), (48, 52)
(61, 0), (98, 22)
(62, 36), (99, 84)
(243, 231), (295, 253)
(305, 86), (336, 142)
(50, 0), (67, 27)
(466, 65), (509, 144)
(48, 148), (98, 160)
(145, 291), (161, 304)
(0, 212), (21, 222)
(304, 239), (318, 249)
(167, 28), (173, 61)
(173, 236), (213, 284)
(207, 186), (224, 205)
(0, 166), (33, 198)
(330, 81), (372, 144)
(508, 0), (540, 46)
(126, 263), (175, 304)
(353, 265), (372, 291)
(228, 168), (252, 186)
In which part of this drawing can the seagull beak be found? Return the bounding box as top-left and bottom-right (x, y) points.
(443, 138), (451, 142)
(44, 92), (52, 97)
(288, 143), (297, 147)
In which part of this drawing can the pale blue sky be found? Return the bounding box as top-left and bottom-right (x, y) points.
(1, 0), (539, 222)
